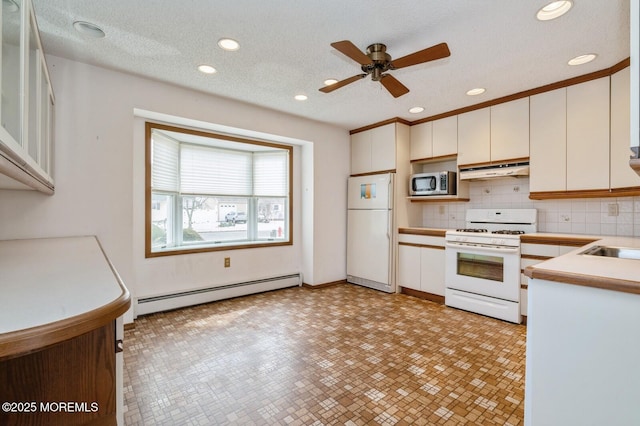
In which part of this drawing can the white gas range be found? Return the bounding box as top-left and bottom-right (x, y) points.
(444, 209), (537, 324)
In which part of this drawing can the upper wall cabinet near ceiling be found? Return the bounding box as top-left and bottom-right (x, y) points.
(610, 67), (640, 189)
(530, 78), (609, 193)
(457, 98), (530, 167)
(530, 87), (567, 192)
(0, 0), (55, 194)
(409, 115), (457, 162)
(490, 97), (529, 162)
(529, 73), (639, 197)
(351, 123), (397, 175)
(566, 77), (610, 191)
(457, 107), (490, 166)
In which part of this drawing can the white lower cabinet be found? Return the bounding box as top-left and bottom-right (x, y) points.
(398, 234), (445, 296)
(420, 246), (445, 296)
(520, 239), (597, 317)
(398, 244), (421, 291)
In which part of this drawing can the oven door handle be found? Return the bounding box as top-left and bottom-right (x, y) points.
(445, 242), (520, 254)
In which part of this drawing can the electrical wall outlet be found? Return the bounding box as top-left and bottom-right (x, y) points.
(224, 257), (231, 267)
(608, 203), (619, 217)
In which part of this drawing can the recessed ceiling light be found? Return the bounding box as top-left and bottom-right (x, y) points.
(409, 106), (425, 114)
(294, 94), (308, 101)
(73, 21), (105, 38)
(536, 1), (573, 21)
(466, 88), (486, 96)
(568, 54), (597, 66)
(218, 38), (240, 51)
(3, 0), (19, 13)
(324, 79), (339, 86)
(197, 64), (217, 74)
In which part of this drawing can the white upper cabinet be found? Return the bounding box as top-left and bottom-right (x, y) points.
(0, 0), (55, 193)
(432, 115), (458, 158)
(370, 123), (396, 172)
(457, 107), (490, 166)
(351, 123), (396, 174)
(350, 130), (371, 175)
(566, 77), (610, 191)
(490, 97), (529, 162)
(410, 121), (432, 161)
(530, 88), (567, 192)
(610, 67), (640, 189)
(410, 116), (458, 162)
(458, 100), (528, 167)
(530, 72), (640, 196)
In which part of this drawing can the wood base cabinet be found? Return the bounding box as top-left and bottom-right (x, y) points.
(0, 323), (117, 426)
(0, 237), (130, 426)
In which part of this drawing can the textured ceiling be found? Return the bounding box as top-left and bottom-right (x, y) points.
(32, 0), (630, 131)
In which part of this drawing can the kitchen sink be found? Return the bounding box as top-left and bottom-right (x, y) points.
(580, 245), (640, 260)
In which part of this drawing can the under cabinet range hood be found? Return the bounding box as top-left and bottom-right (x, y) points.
(459, 162), (530, 181)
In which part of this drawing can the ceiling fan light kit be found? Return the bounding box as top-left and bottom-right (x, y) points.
(319, 40), (450, 98)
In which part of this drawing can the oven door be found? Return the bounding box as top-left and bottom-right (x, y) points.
(445, 242), (520, 302)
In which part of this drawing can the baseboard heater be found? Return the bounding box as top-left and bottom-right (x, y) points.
(135, 273), (301, 316)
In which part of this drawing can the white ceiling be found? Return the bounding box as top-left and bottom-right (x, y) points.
(31, 0), (630, 131)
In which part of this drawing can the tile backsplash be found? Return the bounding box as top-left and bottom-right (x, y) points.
(421, 177), (640, 237)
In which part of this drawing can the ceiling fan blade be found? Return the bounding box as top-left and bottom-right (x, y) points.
(391, 42), (451, 69)
(330, 40), (371, 65)
(380, 74), (409, 98)
(319, 74), (367, 93)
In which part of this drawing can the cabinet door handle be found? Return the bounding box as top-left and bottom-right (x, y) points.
(115, 339), (124, 353)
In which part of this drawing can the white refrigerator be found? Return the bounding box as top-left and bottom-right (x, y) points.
(346, 173), (395, 293)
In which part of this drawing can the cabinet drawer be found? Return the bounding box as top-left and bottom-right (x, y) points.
(398, 234), (445, 247)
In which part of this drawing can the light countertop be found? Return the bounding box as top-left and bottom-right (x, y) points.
(0, 236), (130, 359)
(524, 235), (640, 295)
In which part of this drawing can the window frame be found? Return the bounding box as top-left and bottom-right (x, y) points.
(145, 122), (293, 258)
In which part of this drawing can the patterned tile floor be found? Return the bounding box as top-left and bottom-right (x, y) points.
(123, 284), (526, 425)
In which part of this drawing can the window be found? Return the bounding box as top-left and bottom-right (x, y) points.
(146, 122), (292, 257)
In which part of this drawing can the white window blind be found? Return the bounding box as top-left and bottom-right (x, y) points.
(180, 144), (252, 195)
(152, 131), (288, 197)
(151, 134), (179, 192)
(254, 151), (288, 196)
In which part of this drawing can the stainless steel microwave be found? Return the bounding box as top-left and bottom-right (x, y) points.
(410, 171), (456, 196)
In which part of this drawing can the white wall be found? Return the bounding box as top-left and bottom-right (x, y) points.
(0, 56), (350, 320)
(421, 177), (640, 236)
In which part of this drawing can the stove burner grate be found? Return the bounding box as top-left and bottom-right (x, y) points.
(492, 230), (526, 235)
(456, 228), (488, 233)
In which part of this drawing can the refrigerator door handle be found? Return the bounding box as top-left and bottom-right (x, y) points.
(387, 210), (392, 240)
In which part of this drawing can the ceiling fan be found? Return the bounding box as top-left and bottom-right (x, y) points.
(319, 40), (450, 98)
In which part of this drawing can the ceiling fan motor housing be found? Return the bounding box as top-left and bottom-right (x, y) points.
(321, 39), (450, 98)
(363, 43), (391, 81)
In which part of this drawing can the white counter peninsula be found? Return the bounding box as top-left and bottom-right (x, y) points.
(0, 236), (131, 426)
(523, 236), (640, 426)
